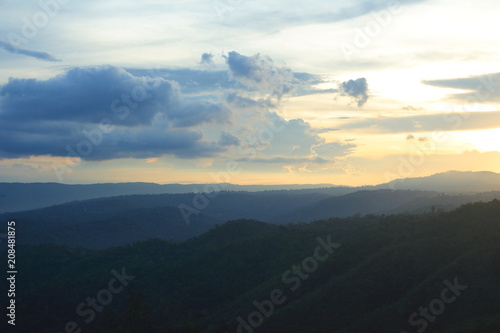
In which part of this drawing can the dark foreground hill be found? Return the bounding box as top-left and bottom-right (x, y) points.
(3, 200), (500, 333)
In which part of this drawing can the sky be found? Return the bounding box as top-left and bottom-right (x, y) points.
(0, 0), (499, 186)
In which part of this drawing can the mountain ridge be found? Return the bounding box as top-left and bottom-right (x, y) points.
(3, 188), (500, 249)
(2, 170), (500, 213)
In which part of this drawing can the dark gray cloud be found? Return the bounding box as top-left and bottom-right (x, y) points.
(0, 52), (348, 164)
(226, 92), (274, 109)
(294, 88), (338, 96)
(0, 40), (60, 62)
(338, 77), (369, 107)
(169, 101), (230, 127)
(225, 51), (297, 99)
(126, 65), (331, 97)
(423, 72), (500, 103)
(219, 131), (240, 146)
(0, 121), (222, 161)
(0, 65), (230, 160)
(200, 52), (214, 65)
(0, 66), (229, 127)
(1, 66), (178, 126)
(126, 67), (232, 94)
(293, 72), (338, 96)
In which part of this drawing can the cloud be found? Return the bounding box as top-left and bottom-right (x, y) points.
(406, 134), (429, 142)
(403, 105), (424, 111)
(1, 66), (177, 126)
(0, 65), (230, 160)
(0, 40), (60, 62)
(313, 127), (341, 133)
(225, 51), (297, 100)
(226, 92), (274, 109)
(233, 117), (356, 171)
(126, 67), (331, 97)
(83, 126), (224, 160)
(0, 52), (348, 164)
(0, 65), (229, 127)
(169, 101), (230, 127)
(219, 132), (240, 146)
(237, 156), (332, 164)
(338, 77), (369, 107)
(200, 52), (214, 65)
(423, 72), (500, 103)
(343, 111), (500, 133)
(312, 141), (356, 158)
(217, 0), (425, 33)
(0, 117), (224, 161)
(259, 118), (323, 157)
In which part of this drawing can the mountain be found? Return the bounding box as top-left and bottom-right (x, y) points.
(378, 170), (500, 192)
(4, 200), (500, 333)
(0, 182), (336, 213)
(2, 171), (500, 214)
(0, 190), (332, 248)
(276, 189), (437, 222)
(3, 188), (499, 249)
(277, 189), (500, 223)
(12, 205), (221, 249)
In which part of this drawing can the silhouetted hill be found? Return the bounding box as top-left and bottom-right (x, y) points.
(0, 182), (336, 213)
(276, 189), (436, 222)
(3, 189), (499, 248)
(4, 200), (500, 333)
(378, 170), (500, 192)
(2, 171), (500, 213)
(14, 205), (220, 248)
(0, 190), (332, 248)
(278, 189), (500, 222)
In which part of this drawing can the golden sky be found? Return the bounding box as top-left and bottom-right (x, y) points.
(0, 0), (499, 186)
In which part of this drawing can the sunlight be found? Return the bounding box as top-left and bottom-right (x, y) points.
(456, 128), (500, 152)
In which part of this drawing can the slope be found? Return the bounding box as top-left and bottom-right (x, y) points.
(3, 200), (500, 333)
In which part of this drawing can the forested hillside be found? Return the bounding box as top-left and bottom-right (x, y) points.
(3, 189), (499, 249)
(3, 200), (499, 333)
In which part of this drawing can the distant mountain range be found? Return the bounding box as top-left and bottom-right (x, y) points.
(0, 181), (335, 213)
(378, 170), (500, 192)
(2, 185), (499, 248)
(1, 170), (500, 213)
